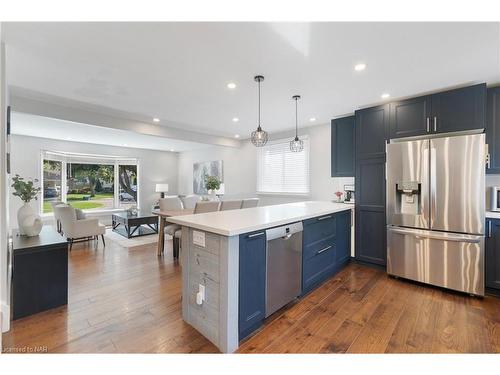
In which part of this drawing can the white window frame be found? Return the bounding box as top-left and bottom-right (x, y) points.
(40, 150), (140, 215)
(256, 136), (310, 196)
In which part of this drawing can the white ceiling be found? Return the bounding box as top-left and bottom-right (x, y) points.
(11, 112), (210, 152)
(4, 22), (500, 138)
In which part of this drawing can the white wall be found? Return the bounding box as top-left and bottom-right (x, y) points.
(1, 25), (10, 334)
(9, 134), (179, 227)
(178, 123), (354, 206)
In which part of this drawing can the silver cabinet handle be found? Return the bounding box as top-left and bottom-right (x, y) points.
(248, 232), (265, 238)
(317, 215), (332, 221)
(317, 245), (332, 254)
(426, 117), (430, 132)
(433, 116), (437, 132)
(488, 220), (492, 238)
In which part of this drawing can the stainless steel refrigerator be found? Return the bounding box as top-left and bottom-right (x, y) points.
(386, 133), (485, 296)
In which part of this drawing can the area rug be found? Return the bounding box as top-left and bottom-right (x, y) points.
(104, 228), (169, 250)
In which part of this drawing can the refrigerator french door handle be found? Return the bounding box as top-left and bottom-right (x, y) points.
(388, 227), (482, 243)
(430, 145), (437, 227)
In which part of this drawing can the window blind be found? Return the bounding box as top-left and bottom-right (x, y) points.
(257, 137), (310, 195)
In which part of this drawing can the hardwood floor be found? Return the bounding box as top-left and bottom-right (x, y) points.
(2, 237), (499, 353)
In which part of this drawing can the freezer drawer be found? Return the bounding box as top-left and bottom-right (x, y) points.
(387, 226), (484, 295)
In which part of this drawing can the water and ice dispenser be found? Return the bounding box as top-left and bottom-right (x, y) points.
(395, 181), (421, 215)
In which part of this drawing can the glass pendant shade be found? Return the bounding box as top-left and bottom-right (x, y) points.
(251, 125), (269, 147)
(290, 95), (303, 152)
(290, 136), (304, 152)
(251, 75), (269, 147)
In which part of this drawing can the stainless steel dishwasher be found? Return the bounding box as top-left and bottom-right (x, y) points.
(265, 222), (303, 317)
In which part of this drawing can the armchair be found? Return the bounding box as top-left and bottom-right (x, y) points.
(55, 205), (106, 250)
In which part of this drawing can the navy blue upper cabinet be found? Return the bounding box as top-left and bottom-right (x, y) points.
(431, 83), (486, 133)
(389, 96), (432, 138)
(388, 84), (486, 139)
(486, 218), (500, 291)
(355, 104), (389, 160)
(238, 230), (266, 340)
(331, 116), (355, 177)
(486, 86), (500, 174)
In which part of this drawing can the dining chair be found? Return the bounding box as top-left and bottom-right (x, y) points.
(241, 198), (260, 208)
(173, 200), (220, 260)
(159, 196), (184, 240)
(220, 200), (243, 211)
(181, 194), (201, 210)
(193, 200), (221, 213)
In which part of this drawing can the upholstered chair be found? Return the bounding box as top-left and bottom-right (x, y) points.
(55, 205), (106, 250)
(241, 198), (260, 208)
(220, 200), (243, 211)
(181, 194), (201, 210)
(173, 200), (220, 260)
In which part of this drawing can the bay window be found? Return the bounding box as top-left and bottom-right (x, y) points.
(41, 151), (139, 213)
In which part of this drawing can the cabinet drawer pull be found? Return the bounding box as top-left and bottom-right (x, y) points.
(317, 215), (332, 221)
(248, 232), (265, 238)
(317, 245), (332, 254)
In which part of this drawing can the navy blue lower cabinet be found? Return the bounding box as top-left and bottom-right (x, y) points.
(302, 211), (351, 294)
(238, 230), (266, 340)
(486, 218), (500, 292)
(335, 210), (352, 265)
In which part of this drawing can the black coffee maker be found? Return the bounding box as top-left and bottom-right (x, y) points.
(344, 184), (355, 203)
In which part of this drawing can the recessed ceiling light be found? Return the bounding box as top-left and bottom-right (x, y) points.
(234, 134), (240, 138)
(354, 63), (366, 71)
(227, 82), (237, 89)
(381, 93), (391, 99)
(170, 149), (175, 152)
(123, 144), (128, 147)
(309, 117), (316, 122)
(153, 118), (160, 123)
(232, 117), (239, 122)
(65, 137), (72, 140)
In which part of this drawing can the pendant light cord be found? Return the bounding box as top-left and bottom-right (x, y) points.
(295, 97), (298, 137)
(258, 79), (261, 128)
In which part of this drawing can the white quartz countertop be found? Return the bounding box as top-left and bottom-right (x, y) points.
(166, 201), (352, 236)
(486, 211), (500, 219)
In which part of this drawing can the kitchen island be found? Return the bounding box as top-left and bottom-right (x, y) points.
(166, 201), (353, 353)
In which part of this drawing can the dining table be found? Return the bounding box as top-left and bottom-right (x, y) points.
(152, 208), (194, 256)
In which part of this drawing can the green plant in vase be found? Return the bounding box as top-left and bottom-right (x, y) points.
(205, 175), (221, 198)
(11, 174), (43, 236)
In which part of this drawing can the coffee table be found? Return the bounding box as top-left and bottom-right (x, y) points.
(112, 211), (158, 238)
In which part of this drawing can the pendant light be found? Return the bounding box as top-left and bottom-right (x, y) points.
(290, 95), (304, 152)
(251, 75), (269, 147)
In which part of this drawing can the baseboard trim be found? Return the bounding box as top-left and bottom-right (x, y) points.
(1, 302), (10, 332)
(350, 257), (387, 271)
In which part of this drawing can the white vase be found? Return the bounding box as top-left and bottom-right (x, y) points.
(207, 190), (217, 201)
(17, 202), (43, 237)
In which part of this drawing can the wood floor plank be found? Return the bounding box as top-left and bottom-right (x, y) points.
(347, 279), (413, 353)
(3, 235), (499, 354)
